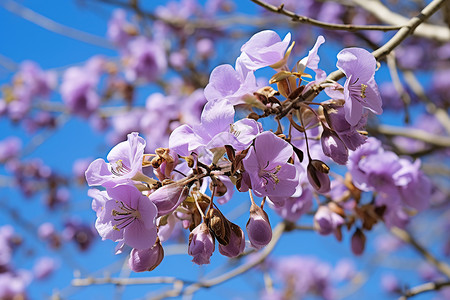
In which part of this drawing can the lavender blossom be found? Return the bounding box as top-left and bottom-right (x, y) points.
(188, 222), (215, 265)
(169, 98), (261, 156)
(124, 37), (167, 83)
(129, 240), (164, 272)
(238, 30), (291, 71)
(243, 131), (300, 199)
(336, 48), (382, 126)
(94, 184), (158, 250)
(85, 132), (147, 188)
(204, 62), (258, 105)
(60, 57), (104, 117)
(246, 204), (272, 249)
(314, 205), (344, 236)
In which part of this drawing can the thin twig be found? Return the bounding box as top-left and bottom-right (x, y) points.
(368, 124), (450, 148)
(399, 280), (450, 299)
(0, 0), (114, 49)
(251, 0), (403, 32)
(391, 227), (450, 278)
(72, 276), (183, 286)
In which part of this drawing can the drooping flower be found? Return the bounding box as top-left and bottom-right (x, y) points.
(85, 132), (147, 188)
(129, 240), (164, 272)
(320, 127), (348, 165)
(242, 131), (300, 199)
(246, 203), (272, 249)
(148, 184), (189, 217)
(218, 222), (245, 258)
(188, 222), (215, 265)
(93, 184), (158, 250)
(336, 48), (382, 126)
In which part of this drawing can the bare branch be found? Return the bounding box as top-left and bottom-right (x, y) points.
(391, 227), (450, 279)
(369, 124), (450, 148)
(0, 0), (114, 49)
(399, 280), (450, 299)
(250, 0), (404, 32)
(352, 0), (450, 42)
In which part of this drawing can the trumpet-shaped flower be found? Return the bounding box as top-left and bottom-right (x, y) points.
(243, 131), (300, 199)
(92, 184), (158, 250)
(85, 132), (146, 188)
(336, 48), (382, 126)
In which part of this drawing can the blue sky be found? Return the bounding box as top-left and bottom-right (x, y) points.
(0, 1), (442, 299)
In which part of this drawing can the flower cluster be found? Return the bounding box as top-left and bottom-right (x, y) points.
(86, 29), (432, 272)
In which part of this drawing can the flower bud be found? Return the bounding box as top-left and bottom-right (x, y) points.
(219, 222), (245, 258)
(307, 160), (331, 193)
(205, 207), (231, 245)
(314, 205), (345, 236)
(351, 228), (366, 256)
(210, 178), (227, 197)
(188, 222), (215, 265)
(246, 204), (272, 249)
(320, 127), (348, 165)
(128, 240), (164, 272)
(149, 184), (189, 217)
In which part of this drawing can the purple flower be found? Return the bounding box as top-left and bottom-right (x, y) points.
(188, 222), (215, 265)
(149, 184), (189, 217)
(351, 228), (366, 256)
(347, 137), (383, 191)
(323, 102), (367, 151)
(94, 184), (158, 250)
(124, 37), (167, 82)
(218, 222), (245, 258)
(246, 204), (272, 249)
(297, 35), (325, 74)
(85, 132), (146, 188)
(320, 127), (348, 165)
(107, 9), (134, 47)
(33, 257), (57, 280)
(238, 30), (291, 71)
(274, 256), (334, 300)
(243, 131), (300, 199)
(13, 61), (55, 102)
(394, 158), (431, 211)
(270, 188), (313, 222)
(129, 240), (164, 272)
(314, 205), (344, 236)
(336, 48), (382, 126)
(0, 271), (31, 299)
(60, 57), (104, 117)
(204, 62), (258, 105)
(0, 137), (21, 163)
(169, 98), (261, 156)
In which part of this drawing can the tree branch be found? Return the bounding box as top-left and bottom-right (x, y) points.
(399, 280), (450, 299)
(352, 0), (450, 42)
(149, 222), (287, 299)
(250, 0), (404, 32)
(0, 0), (114, 49)
(391, 227), (450, 279)
(368, 124), (450, 148)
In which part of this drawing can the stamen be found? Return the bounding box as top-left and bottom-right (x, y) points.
(110, 159), (132, 177)
(229, 124), (241, 138)
(360, 84), (367, 99)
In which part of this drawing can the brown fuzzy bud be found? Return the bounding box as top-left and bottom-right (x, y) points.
(205, 207), (231, 246)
